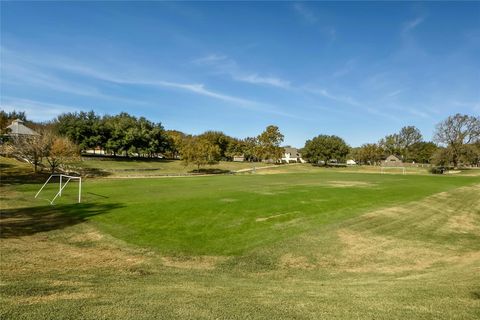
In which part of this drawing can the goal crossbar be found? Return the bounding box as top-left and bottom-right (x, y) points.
(35, 174), (82, 204)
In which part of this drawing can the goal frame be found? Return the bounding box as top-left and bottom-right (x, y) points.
(380, 166), (406, 175)
(35, 174), (82, 204)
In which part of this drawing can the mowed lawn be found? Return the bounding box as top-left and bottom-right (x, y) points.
(1, 159), (480, 319)
(69, 157), (273, 176)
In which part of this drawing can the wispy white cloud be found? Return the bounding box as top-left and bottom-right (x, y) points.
(408, 108), (431, 119)
(293, 3), (317, 24)
(292, 3), (336, 41)
(1, 97), (78, 122)
(51, 65), (289, 115)
(333, 59), (356, 78)
(323, 26), (337, 41)
(451, 100), (480, 113)
(402, 16), (425, 34)
(305, 87), (361, 107)
(233, 74), (291, 89)
(192, 54), (228, 65)
(193, 53), (291, 89)
(304, 86), (403, 122)
(1, 50), (146, 105)
(149, 81), (257, 106)
(385, 89), (405, 98)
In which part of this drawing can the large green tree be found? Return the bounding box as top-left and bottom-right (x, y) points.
(55, 111), (102, 152)
(302, 135), (350, 164)
(165, 130), (186, 159)
(257, 125), (284, 161)
(356, 143), (383, 165)
(398, 126), (423, 159)
(379, 134), (402, 157)
(407, 141), (438, 163)
(198, 131), (232, 160)
(180, 136), (221, 170)
(433, 113), (480, 167)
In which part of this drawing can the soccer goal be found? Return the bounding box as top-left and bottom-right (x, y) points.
(35, 174), (82, 204)
(380, 166), (406, 175)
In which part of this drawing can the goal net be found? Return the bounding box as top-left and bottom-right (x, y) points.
(380, 167), (406, 175)
(35, 174), (82, 205)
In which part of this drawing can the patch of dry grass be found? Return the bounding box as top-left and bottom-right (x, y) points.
(161, 256), (228, 270)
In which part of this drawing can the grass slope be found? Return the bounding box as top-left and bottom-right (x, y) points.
(1, 157), (479, 319)
(24, 170), (479, 255)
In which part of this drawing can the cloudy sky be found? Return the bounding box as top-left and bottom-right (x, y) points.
(1, 1), (479, 146)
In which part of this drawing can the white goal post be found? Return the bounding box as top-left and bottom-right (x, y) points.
(35, 174), (82, 204)
(380, 167), (406, 175)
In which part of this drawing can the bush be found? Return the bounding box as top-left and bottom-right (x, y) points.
(429, 166), (453, 174)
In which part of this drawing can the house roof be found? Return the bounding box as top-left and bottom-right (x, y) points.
(6, 119), (39, 136)
(284, 147), (300, 156)
(385, 155), (402, 162)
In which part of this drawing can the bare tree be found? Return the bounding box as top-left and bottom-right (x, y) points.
(10, 129), (53, 173)
(433, 114), (480, 167)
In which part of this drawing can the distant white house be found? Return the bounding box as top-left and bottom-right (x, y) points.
(84, 147), (106, 155)
(281, 147), (306, 163)
(233, 155), (245, 162)
(6, 119), (38, 136)
(346, 159), (357, 165)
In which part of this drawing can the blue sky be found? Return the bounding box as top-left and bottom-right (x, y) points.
(1, 1), (479, 147)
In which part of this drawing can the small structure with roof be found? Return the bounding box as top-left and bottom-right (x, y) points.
(233, 155), (245, 162)
(6, 119), (38, 136)
(281, 147), (306, 163)
(383, 155), (403, 166)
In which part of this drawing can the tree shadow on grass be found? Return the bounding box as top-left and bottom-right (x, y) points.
(0, 168), (111, 186)
(189, 168), (233, 174)
(0, 202), (124, 238)
(81, 154), (176, 163)
(0, 163), (13, 169)
(76, 167), (112, 178)
(0, 171), (51, 186)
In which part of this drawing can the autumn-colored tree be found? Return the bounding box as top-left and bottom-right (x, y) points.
(45, 136), (79, 173)
(10, 128), (52, 173)
(180, 136), (221, 170)
(165, 130), (186, 159)
(356, 143), (383, 165)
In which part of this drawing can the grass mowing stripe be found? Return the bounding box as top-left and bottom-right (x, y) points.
(18, 171), (479, 255)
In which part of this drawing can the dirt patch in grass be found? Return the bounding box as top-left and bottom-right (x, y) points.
(363, 206), (409, 218)
(256, 211), (299, 222)
(0, 225), (149, 276)
(333, 229), (448, 273)
(11, 291), (96, 305)
(68, 230), (105, 242)
(219, 198), (238, 203)
(444, 213), (480, 235)
(161, 256), (228, 270)
(325, 180), (376, 188)
(279, 254), (315, 270)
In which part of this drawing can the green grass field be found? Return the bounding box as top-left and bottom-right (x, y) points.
(1, 157), (479, 319)
(69, 157), (274, 177)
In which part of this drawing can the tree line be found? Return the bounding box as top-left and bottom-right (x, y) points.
(0, 110), (286, 172)
(1, 109), (479, 172)
(349, 115), (480, 167)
